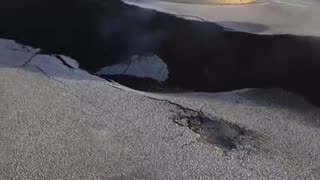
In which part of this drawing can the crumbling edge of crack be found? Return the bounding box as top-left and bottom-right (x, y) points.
(4, 40), (263, 153)
(12, 44), (77, 72)
(102, 80), (264, 152)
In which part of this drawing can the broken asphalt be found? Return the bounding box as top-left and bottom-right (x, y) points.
(1, 0), (320, 179)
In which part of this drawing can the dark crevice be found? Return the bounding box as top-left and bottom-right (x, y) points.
(17, 49), (43, 67)
(54, 55), (76, 70)
(1, 0), (320, 106)
(0, 0), (273, 153)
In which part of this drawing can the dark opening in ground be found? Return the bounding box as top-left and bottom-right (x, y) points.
(1, 0), (320, 106)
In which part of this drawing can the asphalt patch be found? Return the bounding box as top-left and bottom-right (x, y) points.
(173, 107), (261, 152)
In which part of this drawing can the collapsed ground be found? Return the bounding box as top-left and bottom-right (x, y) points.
(2, 0), (320, 106)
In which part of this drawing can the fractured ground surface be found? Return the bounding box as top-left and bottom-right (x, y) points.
(1, 36), (320, 179)
(1, 0), (320, 179)
(2, 0), (320, 105)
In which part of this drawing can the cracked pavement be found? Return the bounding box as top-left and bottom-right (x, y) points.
(1, 32), (320, 179)
(1, 1), (320, 179)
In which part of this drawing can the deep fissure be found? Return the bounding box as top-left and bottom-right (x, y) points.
(2, 0), (320, 106)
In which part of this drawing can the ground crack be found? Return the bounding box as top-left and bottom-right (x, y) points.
(145, 96), (262, 152)
(17, 49), (43, 67)
(54, 55), (76, 70)
(14, 48), (76, 71)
